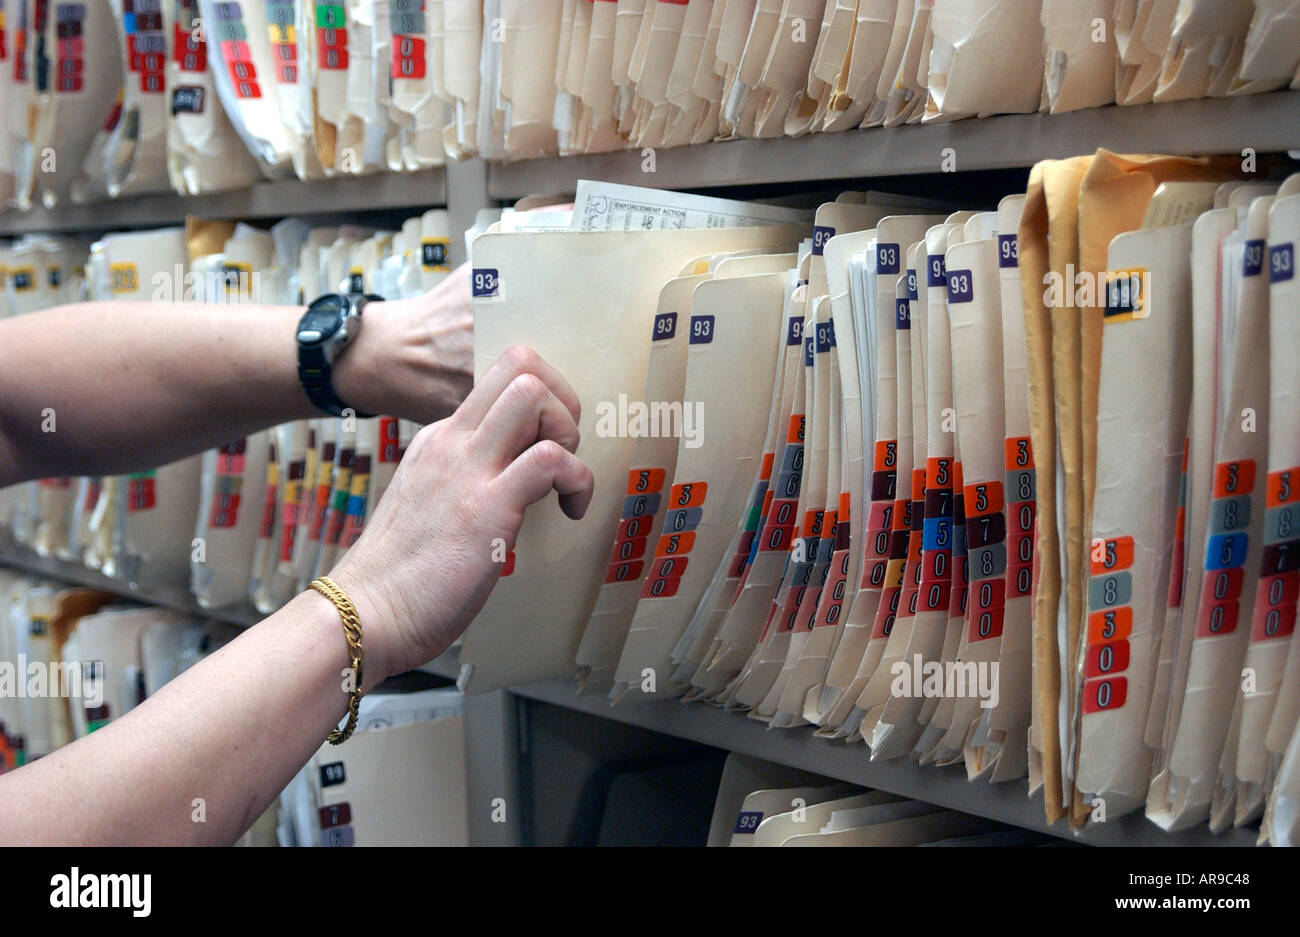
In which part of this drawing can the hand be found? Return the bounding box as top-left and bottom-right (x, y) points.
(328, 346), (595, 681)
(333, 263), (473, 423)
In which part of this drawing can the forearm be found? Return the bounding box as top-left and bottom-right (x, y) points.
(0, 586), (389, 845)
(0, 300), (317, 483)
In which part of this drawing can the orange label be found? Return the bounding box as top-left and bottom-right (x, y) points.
(787, 413), (805, 444)
(760, 451), (775, 480)
(656, 531), (695, 556)
(1212, 459), (1256, 498)
(873, 439), (897, 472)
(1005, 436), (1034, 471)
(668, 481), (707, 508)
(626, 467), (666, 495)
(963, 481), (1004, 517)
(925, 457), (953, 489)
(1090, 536), (1134, 575)
(1087, 606), (1133, 645)
(1267, 468), (1299, 507)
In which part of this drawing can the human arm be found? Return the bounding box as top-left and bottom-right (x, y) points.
(0, 347), (591, 845)
(0, 264), (471, 485)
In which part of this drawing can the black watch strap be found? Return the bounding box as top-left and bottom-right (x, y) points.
(297, 293), (381, 418)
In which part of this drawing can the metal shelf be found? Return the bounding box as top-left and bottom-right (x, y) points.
(427, 646), (1254, 848)
(0, 167), (447, 237)
(0, 543), (261, 628)
(488, 91), (1300, 199)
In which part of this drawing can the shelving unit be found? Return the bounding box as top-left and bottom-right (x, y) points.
(2, 90), (1297, 846)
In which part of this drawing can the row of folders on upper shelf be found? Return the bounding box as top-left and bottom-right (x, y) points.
(3, 0), (1300, 209)
(454, 164), (1299, 846)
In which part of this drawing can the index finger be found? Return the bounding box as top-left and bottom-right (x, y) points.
(455, 345), (582, 430)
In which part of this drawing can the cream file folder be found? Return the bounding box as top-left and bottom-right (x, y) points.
(308, 714), (469, 846)
(731, 295), (830, 715)
(935, 236), (1006, 770)
(1257, 192), (1300, 838)
(923, 0), (1043, 122)
(31, 0), (121, 207)
(843, 249), (918, 742)
(578, 254), (793, 693)
(1040, 0), (1117, 113)
(824, 217), (948, 733)
(1153, 0), (1252, 102)
(726, 782), (858, 845)
(440, 0), (481, 156)
(677, 261), (810, 698)
(1073, 221), (1194, 822)
(612, 271), (790, 701)
(164, 0), (262, 194)
(574, 273), (708, 693)
(1114, 0), (1175, 106)
(1216, 191), (1300, 828)
(707, 753), (842, 845)
(459, 222), (804, 693)
(1148, 194), (1275, 830)
(1228, 0), (1300, 95)
(749, 790), (901, 845)
(196, 0), (300, 176)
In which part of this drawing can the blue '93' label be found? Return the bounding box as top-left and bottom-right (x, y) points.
(946, 269), (974, 303)
(471, 268), (499, 298)
(689, 315), (714, 344)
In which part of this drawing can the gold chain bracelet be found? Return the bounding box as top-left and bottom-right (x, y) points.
(310, 576), (365, 745)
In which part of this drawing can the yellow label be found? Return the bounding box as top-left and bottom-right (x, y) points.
(269, 23), (295, 42)
(9, 266), (35, 291)
(1103, 268), (1150, 323)
(109, 262), (140, 294)
(349, 471), (369, 497)
(420, 237), (451, 271)
(222, 261), (253, 295)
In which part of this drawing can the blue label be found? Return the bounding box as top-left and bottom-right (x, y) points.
(665, 507), (703, 533)
(622, 492), (661, 518)
(652, 312), (677, 341)
(689, 314), (714, 344)
(1243, 239), (1265, 277)
(927, 255), (946, 287)
(804, 335), (814, 367)
(1205, 533), (1249, 570)
(471, 268), (499, 298)
(812, 225), (835, 255)
(906, 269), (918, 300)
(734, 811), (763, 834)
(895, 298), (910, 330)
(1270, 243), (1294, 282)
(877, 242), (900, 274)
(816, 322), (832, 353)
(997, 234), (1018, 268)
(922, 517), (953, 551)
(946, 269), (974, 303)
(787, 316), (803, 346)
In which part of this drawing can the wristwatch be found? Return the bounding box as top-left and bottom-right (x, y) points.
(296, 290), (381, 418)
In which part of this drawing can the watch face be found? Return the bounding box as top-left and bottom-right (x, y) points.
(301, 295), (348, 343)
